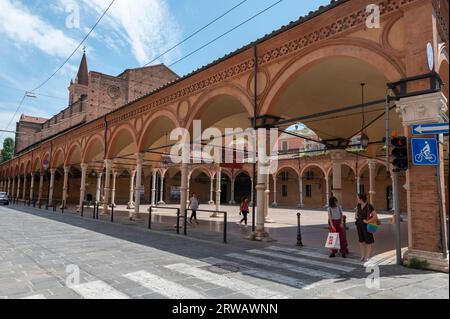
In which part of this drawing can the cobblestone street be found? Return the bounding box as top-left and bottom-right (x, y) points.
(0, 205), (448, 299)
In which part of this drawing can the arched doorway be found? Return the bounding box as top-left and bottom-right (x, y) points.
(234, 172), (251, 203)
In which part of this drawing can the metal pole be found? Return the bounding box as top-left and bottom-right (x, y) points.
(223, 212), (227, 244)
(184, 208), (188, 236)
(393, 170), (402, 265)
(61, 201), (64, 214)
(385, 91), (391, 177)
(296, 213), (303, 247)
(176, 208), (180, 235)
(111, 204), (114, 223)
(435, 143), (448, 259)
(93, 202), (96, 219)
(148, 206), (152, 229)
(81, 201), (84, 217)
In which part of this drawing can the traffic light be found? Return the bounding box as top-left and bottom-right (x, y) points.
(391, 136), (409, 171)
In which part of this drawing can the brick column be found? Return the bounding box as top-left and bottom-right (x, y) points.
(133, 154), (144, 219)
(37, 169), (45, 205)
(271, 174), (277, 208)
(62, 166), (69, 208)
(21, 174), (27, 201)
(48, 169), (56, 204)
(111, 170), (117, 207)
(329, 150), (346, 204)
(265, 173), (273, 223)
(208, 174), (214, 205)
(298, 175), (304, 208)
(397, 92), (448, 272)
(127, 170), (136, 209)
(229, 176), (236, 205)
(29, 173), (35, 202)
(211, 168), (221, 217)
(368, 160), (377, 204)
(16, 175), (21, 200)
(78, 164), (88, 212)
(95, 171), (103, 203)
(103, 160), (112, 213)
(151, 170), (157, 207)
(158, 172), (166, 205)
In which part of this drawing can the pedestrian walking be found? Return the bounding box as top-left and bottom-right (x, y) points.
(355, 193), (379, 262)
(328, 196), (349, 258)
(189, 193), (199, 225)
(239, 197), (250, 226)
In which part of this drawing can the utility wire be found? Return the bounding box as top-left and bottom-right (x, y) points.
(142, 0), (250, 67)
(30, 0), (116, 93)
(169, 0), (283, 68)
(0, 0), (115, 138)
(0, 84), (66, 100)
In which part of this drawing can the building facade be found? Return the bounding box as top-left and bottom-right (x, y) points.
(1, 0), (448, 271)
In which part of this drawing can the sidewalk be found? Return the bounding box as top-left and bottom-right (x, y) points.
(12, 201), (409, 258)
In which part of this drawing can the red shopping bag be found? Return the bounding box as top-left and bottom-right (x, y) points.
(325, 232), (341, 250)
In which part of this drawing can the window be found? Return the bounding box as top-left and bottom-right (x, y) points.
(282, 141), (288, 151)
(282, 185), (288, 197)
(281, 171), (289, 181)
(306, 185), (312, 198)
(306, 171), (314, 180)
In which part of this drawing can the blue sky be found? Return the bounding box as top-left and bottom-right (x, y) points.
(0, 0), (330, 145)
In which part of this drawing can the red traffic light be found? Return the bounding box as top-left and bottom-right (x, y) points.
(391, 136), (407, 147)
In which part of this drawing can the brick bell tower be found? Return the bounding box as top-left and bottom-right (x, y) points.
(68, 48), (89, 105)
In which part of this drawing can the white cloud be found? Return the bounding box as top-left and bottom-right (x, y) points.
(0, 0), (79, 57)
(82, 0), (182, 65)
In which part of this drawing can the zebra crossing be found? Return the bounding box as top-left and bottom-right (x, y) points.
(20, 245), (364, 299)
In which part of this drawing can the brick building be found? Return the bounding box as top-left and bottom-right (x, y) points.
(14, 51), (178, 154)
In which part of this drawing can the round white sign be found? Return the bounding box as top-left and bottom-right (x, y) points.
(427, 42), (434, 71)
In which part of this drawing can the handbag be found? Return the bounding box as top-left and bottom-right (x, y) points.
(367, 223), (379, 233)
(325, 232), (341, 249)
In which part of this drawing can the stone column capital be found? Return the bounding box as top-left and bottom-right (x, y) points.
(80, 163), (89, 171)
(396, 91), (448, 126)
(368, 159), (378, 170)
(136, 153), (144, 163)
(104, 159), (113, 169)
(50, 168), (57, 175)
(329, 149), (346, 162)
(63, 166), (70, 173)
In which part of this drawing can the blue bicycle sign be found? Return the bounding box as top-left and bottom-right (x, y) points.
(411, 138), (439, 166)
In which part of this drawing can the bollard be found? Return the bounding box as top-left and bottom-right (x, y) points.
(296, 212), (303, 247)
(223, 212), (227, 244)
(176, 209), (180, 235)
(184, 209), (188, 236)
(92, 202), (96, 219)
(38, 201), (42, 209)
(96, 202), (99, 220)
(110, 204), (114, 223)
(61, 201), (65, 214)
(148, 206), (152, 229)
(81, 202), (84, 217)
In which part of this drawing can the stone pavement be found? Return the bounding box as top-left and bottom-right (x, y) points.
(0, 204), (448, 299)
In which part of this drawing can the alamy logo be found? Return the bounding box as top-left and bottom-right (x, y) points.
(365, 264), (381, 289)
(65, 264), (80, 288)
(64, 1), (80, 29)
(366, 4), (381, 29)
(169, 121), (279, 175)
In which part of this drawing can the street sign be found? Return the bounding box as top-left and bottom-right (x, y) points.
(411, 123), (449, 135)
(411, 138), (439, 166)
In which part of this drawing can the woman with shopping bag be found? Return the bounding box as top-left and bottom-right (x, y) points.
(327, 196), (348, 258)
(355, 193), (379, 262)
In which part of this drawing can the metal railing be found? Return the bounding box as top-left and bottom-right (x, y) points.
(148, 206), (181, 234)
(186, 209), (228, 244)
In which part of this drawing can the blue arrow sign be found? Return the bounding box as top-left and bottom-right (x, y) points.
(412, 123), (449, 135)
(411, 138), (439, 166)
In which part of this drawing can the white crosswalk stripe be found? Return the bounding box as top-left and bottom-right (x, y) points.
(165, 262), (288, 299)
(124, 270), (205, 299)
(247, 249), (355, 272)
(22, 294), (47, 299)
(70, 281), (130, 299)
(202, 257), (309, 289)
(267, 246), (362, 265)
(225, 253), (337, 279)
